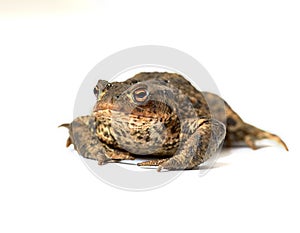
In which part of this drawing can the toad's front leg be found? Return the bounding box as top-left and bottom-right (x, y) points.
(157, 118), (226, 171)
(60, 116), (135, 165)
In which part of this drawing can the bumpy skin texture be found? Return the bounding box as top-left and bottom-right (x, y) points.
(61, 72), (288, 171)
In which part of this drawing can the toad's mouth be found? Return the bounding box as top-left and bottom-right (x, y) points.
(93, 108), (172, 122)
(93, 101), (174, 120)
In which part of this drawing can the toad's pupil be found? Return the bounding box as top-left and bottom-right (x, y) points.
(136, 91), (146, 98)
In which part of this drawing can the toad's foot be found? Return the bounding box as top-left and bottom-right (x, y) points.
(137, 158), (168, 167)
(60, 116), (135, 165)
(226, 123), (288, 151)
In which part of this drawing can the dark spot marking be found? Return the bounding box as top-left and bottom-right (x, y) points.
(227, 117), (236, 126)
(193, 102), (202, 109)
(93, 87), (99, 97)
(121, 130), (126, 137)
(171, 126), (179, 134)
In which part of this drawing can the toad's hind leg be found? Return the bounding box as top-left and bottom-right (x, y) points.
(202, 92), (288, 151)
(226, 122), (288, 151)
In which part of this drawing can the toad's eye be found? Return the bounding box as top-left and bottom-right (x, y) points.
(93, 86), (99, 97)
(133, 88), (149, 103)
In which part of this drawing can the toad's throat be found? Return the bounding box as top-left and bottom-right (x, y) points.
(93, 109), (181, 156)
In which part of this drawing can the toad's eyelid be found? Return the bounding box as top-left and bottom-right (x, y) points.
(134, 89), (147, 94)
(132, 85), (148, 94)
(133, 88), (149, 96)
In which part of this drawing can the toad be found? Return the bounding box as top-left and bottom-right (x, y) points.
(60, 72), (288, 171)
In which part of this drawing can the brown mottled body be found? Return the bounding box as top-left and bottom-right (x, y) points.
(61, 72), (288, 171)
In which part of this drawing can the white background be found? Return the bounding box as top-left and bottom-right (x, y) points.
(0, 0), (299, 232)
